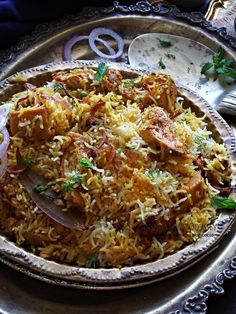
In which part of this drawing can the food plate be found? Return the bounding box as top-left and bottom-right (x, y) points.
(0, 60), (235, 289)
(0, 2), (236, 312)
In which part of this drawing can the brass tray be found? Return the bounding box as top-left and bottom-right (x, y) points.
(0, 2), (236, 313)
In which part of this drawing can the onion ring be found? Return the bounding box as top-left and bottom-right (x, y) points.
(88, 27), (124, 59)
(0, 127), (10, 159)
(63, 35), (116, 61)
(0, 103), (11, 131)
(63, 35), (89, 61)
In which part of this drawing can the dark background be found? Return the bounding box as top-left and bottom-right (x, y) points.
(0, 0), (235, 313)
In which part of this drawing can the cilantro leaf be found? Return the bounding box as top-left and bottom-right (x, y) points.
(61, 173), (83, 192)
(79, 157), (93, 170)
(159, 39), (172, 48)
(94, 63), (108, 83)
(33, 183), (56, 200)
(212, 46), (225, 64)
(211, 196), (236, 210)
(159, 58), (166, 70)
(61, 182), (74, 192)
(85, 254), (98, 268)
(53, 82), (64, 92)
(23, 157), (36, 166)
(201, 47), (236, 81)
(201, 62), (213, 75)
(33, 183), (48, 194)
(165, 53), (175, 60)
(123, 79), (135, 88)
(145, 168), (161, 181)
(215, 66), (236, 79)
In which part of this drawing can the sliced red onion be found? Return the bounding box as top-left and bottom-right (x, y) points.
(0, 151), (7, 179)
(93, 37), (116, 58)
(63, 35), (89, 61)
(63, 34), (116, 61)
(88, 27), (124, 59)
(0, 103), (11, 131)
(0, 128), (10, 159)
(24, 82), (37, 90)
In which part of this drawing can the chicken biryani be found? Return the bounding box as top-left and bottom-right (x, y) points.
(0, 63), (232, 268)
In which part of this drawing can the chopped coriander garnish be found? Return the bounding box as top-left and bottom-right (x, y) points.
(123, 79), (135, 88)
(165, 53), (176, 60)
(53, 82), (64, 92)
(23, 157), (36, 166)
(159, 58), (166, 70)
(159, 39), (172, 48)
(85, 254), (98, 268)
(33, 183), (56, 200)
(201, 62), (213, 74)
(61, 173), (83, 192)
(194, 131), (210, 150)
(33, 183), (48, 194)
(79, 157), (93, 170)
(61, 182), (74, 192)
(211, 196), (236, 210)
(94, 62), (108, 83)
(145, 168), (161, 181)
(179, 118), (191, 125)
(201, 47), (236, 81)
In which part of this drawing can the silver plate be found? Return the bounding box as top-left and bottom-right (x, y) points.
(0, 59), (236, 290)
(0, 2), (236, 313)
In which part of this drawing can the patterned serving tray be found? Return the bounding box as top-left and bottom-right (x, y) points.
(0, 2), (236, 313)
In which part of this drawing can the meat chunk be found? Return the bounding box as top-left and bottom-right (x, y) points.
(52, 69), (94, 90)
(135, 172), (204, 237)
(139, 106), (186, 157)
(22, 230), (53, 245)
(140, 73), (177, 112)
(102, 69), (123, 92)
(10, 106), (50, 141)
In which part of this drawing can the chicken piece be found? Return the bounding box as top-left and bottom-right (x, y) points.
(139, 106), (186, 157)
(60, 133), (90, 176)
(10, 106), (50, 142)
(87, 100), (105, 126)
(102, 69), (123, 92)
(60, 134), (92, 208)
(22, 230), (53, 245)
(140, 73), (177, 112)
(135, 172), (205, 237)
(52, 69), (94, 90)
